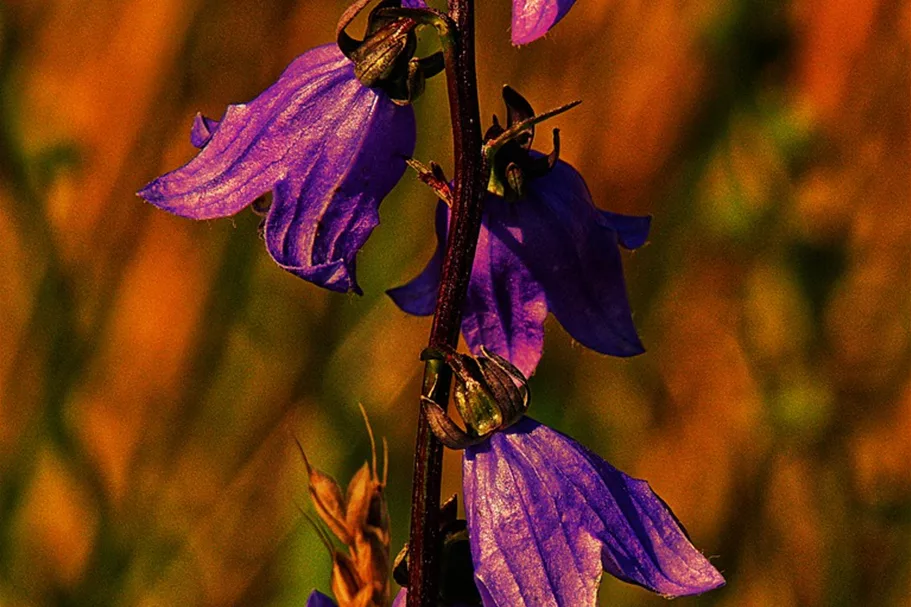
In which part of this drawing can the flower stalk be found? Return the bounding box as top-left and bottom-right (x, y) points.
(407, 1), (485, 605)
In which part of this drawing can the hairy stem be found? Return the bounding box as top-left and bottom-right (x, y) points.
(406, 0), (484, 605)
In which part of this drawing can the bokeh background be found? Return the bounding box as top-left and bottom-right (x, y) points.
(0, 0), (908, 605)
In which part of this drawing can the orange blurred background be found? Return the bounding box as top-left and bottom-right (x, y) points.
(0, 1), (908, 605)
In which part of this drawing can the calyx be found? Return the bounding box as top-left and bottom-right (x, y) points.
(484, 86), (579, 200)
(420, 345), (530, 449)
(338, 0), (444, 104)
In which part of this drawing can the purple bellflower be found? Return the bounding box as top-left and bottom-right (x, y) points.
(422, 347), (724, 606)
(138, 1), (440, 294)
(464, 417), (725, 604)
(511, 0), (578, 45)
(389, 87), (649, 376)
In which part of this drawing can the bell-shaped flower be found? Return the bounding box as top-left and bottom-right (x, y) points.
(139, 43), (413, 293)
(463, 417), (725, 605)
(422, 347), (725, 605)
(388, 87), (649, 376)
(511, 0), (578, 45)
(410, 335), (713, 607)
(139, 1), (439, 293)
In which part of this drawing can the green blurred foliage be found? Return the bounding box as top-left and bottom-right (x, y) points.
(0, 1), (908, 606)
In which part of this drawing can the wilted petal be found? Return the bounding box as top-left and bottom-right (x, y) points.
(495, 159), (647, 358)
(463, 417), (725, 606)
(140, 43), (415, 293)
(305, 590), (336, 607)
(386, 201), (448, 315)
(462, 198), (547, 378)
(511, 0), (578, 45)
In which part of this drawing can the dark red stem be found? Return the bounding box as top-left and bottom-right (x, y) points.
(406, 0), (484, 606)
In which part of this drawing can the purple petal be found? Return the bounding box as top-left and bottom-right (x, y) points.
(262, 65), (415, 295)
(463, 418), (725, 606)
(462, 197), (547, 378)
(189, 113), (220, 148)
(139, 44), (348, 219)
(597, 210), (651, 250)
(496, 159), (645, 357)
(389, 159), (645, 372)
(387, 199), (546, 375)
(386, 201), (448, 315)
(511, 0), (577, 45)
(305, 590), (336, 607)
(140, 44), (415, 293)
(401, 0), (427, 7)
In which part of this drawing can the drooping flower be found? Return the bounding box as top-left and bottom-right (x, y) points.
(463, 417), (725, 605)
(388, 87), (649, 376)
(424, 347), (724, 606)
(139, 1), (438, 294)
(511, 0), (578, 45)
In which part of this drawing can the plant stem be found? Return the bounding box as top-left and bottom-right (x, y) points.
(406, 1), (483, 605)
